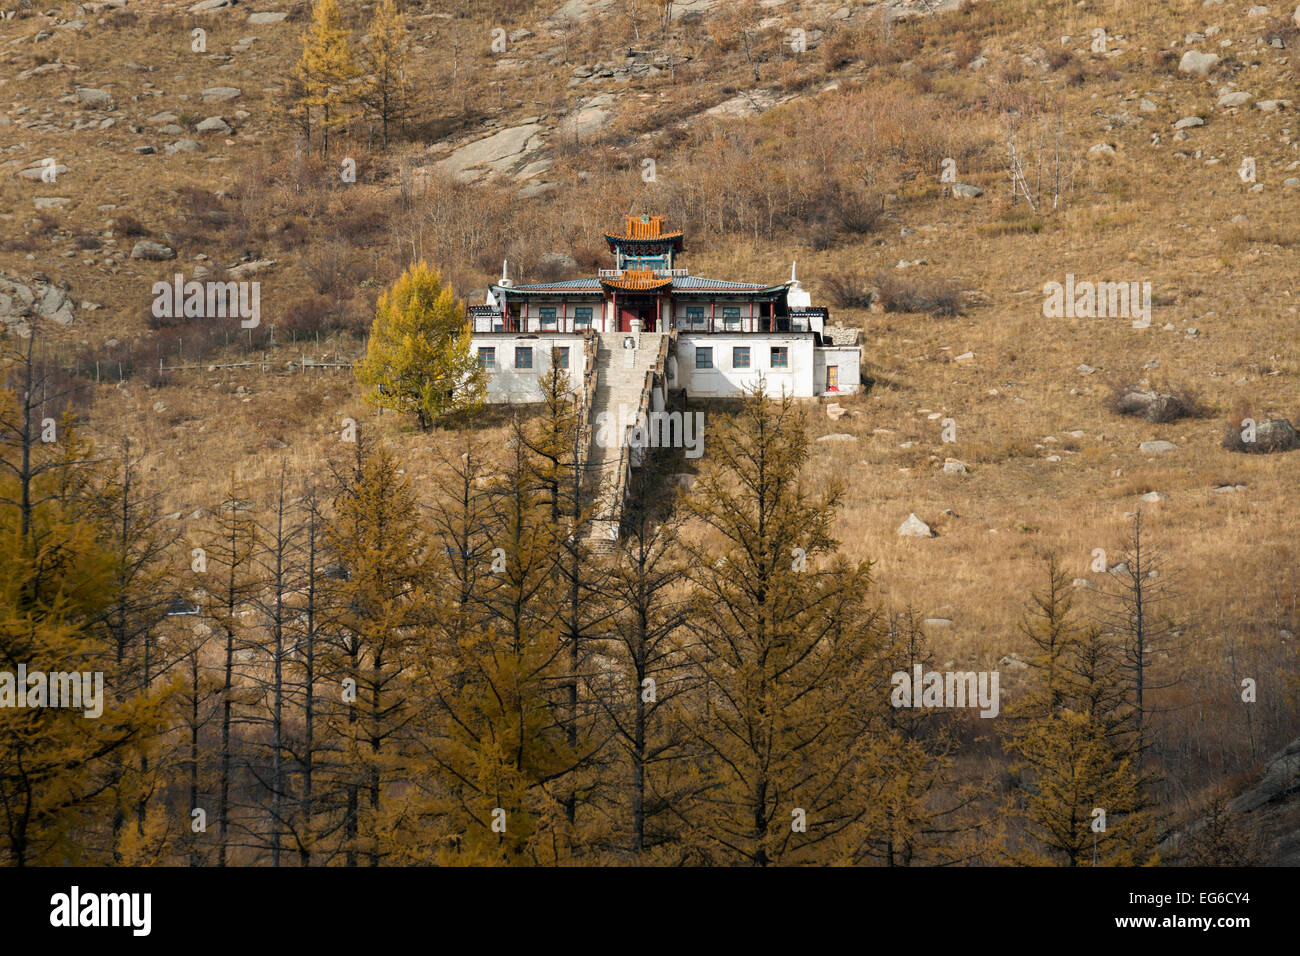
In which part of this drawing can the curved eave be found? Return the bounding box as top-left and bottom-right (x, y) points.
(600, 278), (674, 292)
(490, 284), (603, 296)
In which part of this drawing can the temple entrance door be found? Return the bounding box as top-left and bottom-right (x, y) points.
(619, 300), (656, 332)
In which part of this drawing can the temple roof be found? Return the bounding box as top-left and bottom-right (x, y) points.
(490, 275), (790, 297)
(605, 214), (684, 251)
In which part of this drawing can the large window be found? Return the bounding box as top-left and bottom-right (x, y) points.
(685, 306), (705, 330)
(695, 347), (713, 370)
(770, 346), (789, 369)
(478, 347), (496, 370)
(555, 346), (570, 370)
(732, 346), (750, 369)
(722, 306), (741, 331)
(574, 306), (593, 329)
(539, 307), (557, 330)
(515, 346), (533, 370)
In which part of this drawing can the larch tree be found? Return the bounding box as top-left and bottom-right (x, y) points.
(357, 0), (411, 149)
(429, 430), (574, 864)
(683, 384), (885, 865)
(324, 438), (428, 866)
(597, 454), (703, 860)
(355, 261), (486, 430)
(0, 340), (170, 864)
(1004, 559), (1159, 866)
(205, 480), (262, 866)
(295, 0), (360, 157)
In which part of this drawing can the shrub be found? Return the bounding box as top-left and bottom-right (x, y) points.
(823, 271), (876, 309)
(1105, 380), (1209, 423)
(872, 272), (963, 316)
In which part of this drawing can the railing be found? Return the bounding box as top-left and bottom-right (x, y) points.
(599, 268), (689, 279)
(603, 332), (672, 525)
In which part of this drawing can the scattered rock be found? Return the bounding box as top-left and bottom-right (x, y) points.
(1141, 491), (1170, 503)
(1178, 50), (1220, 76)
(1212, 483), (1246, 493)
(1073, 578), (1096, 589)
(201, 86), (242, 103)
(130, 240), (176, 260)
(923, 618), (952, 628)
(227, 258), (276, 278)
(196, 116), (232, 134)
(1114, 389), (1183, 422)
(1139, 439), (1177, 454)
(999, 653), (1029, 670)
(817, 433), (857, 442)
(1173, 116), (1206, 129)
(190, 0), (237, 12)
(826, 403), (848, 421)
(951, 182), (983, 198)
(75, 88), (113, 107)
(897, 513), (935, 538)
(1256, 99), (1291, 111)
(942, 458), (968, 475)
(1088, 142), (1118, 160)
(247, 11), (287, 23)
(1217, 91), (1253, 108)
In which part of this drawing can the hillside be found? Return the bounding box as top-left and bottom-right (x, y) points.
(1, 0), (1298, 865)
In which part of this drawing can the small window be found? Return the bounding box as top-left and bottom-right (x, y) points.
(478, 347), (496, 370)
(723, 306), (741, 331)
(685, 306), (705, 331)
(732, 346), (750, 369)
(770, 346), (789, 369)
(515, 346), (533, 370)
(555, 347), (570, 370)
(695, 347), (713, 370)
(574, 307), (593, 329)
(539, 307), (557, 330)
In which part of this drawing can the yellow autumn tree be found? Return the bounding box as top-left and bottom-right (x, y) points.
(358, 0), (411, 149)
(355, 261), (486, 430)
(296, 0), (359, 157)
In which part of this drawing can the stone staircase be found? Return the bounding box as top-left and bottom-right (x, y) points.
(583, 331), (668, 546)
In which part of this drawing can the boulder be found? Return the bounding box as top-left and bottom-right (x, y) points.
(201, 86), (242, 102)
(130, 240), (176, 260)
(897, 513), (934, 538)
(951, 182), (983, 198)
(196, 116), (232, 134)
(942, 458), (968, 474)
(1138, 440), (1177, 454)
(1178, 50), (1220, 76)
(1114, 389), (1179, 422)
(1173, 116), (1206, 129)
(1228, 737), (1300, 812)
(1253, 418), (1298, 451)
(1217, 91), (1252, 108)
(1140, 491), (1170, 503)
(825, 403), (847, 421)
(190, 0), (237, 11)
(75, 88), (112, 107)
(1088, 143), (1117, 160)
(247, 11), (287, 23)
